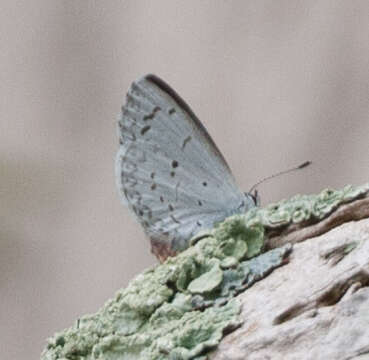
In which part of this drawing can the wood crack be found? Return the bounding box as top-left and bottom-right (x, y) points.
(267, 197), (369, 249)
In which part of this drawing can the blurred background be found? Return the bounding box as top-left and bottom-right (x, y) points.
(1, 1), (369, 358)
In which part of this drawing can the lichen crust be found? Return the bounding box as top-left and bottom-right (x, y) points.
(41, 183), (368, 359)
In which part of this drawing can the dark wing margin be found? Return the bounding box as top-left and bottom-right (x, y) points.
(141, 74), (233, 174)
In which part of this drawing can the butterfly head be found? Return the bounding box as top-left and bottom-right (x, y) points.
(245, 189), (260, 208)
(235, 190), (259, 214)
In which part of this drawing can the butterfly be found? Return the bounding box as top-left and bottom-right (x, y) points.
(115, 74), (257, 262)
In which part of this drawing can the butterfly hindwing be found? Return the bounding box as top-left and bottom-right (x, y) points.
(116, 74), (251, 260)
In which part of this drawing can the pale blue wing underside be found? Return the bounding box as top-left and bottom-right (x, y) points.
(115, 74), (255, 260)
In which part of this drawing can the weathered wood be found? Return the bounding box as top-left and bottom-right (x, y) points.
(267, 197), (369, 249)
(40, 187), (369, 360)
(211, 216), (369, 359)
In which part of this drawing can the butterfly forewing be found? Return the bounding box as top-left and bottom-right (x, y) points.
(116, 74), (251, 261)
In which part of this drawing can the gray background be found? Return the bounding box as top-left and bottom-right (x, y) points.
(1, 1), (369, 359)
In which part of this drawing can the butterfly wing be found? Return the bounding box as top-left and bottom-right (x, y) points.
(116, 74), (254, 261)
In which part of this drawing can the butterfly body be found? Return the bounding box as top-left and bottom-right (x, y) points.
(116, 75), (256, 261)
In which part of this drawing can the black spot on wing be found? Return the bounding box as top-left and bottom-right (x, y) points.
(181, 136), (192, 149)
(140, 125), (151, 135)
(143, 106), (161, 121)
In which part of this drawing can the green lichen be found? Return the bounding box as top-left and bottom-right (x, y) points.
(253, 183), (369, 229)
(187, 259), (223, 294)
(191, 244), (292, 309)
(41, 222), (286, 360)
(41, 183), (369, 360)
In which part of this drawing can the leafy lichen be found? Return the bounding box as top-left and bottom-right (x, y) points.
(41, 183), (369, 360)
(254, 183), (369, 228)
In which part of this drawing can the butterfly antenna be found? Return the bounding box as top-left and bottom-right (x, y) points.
(249, 161), (312, 193)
